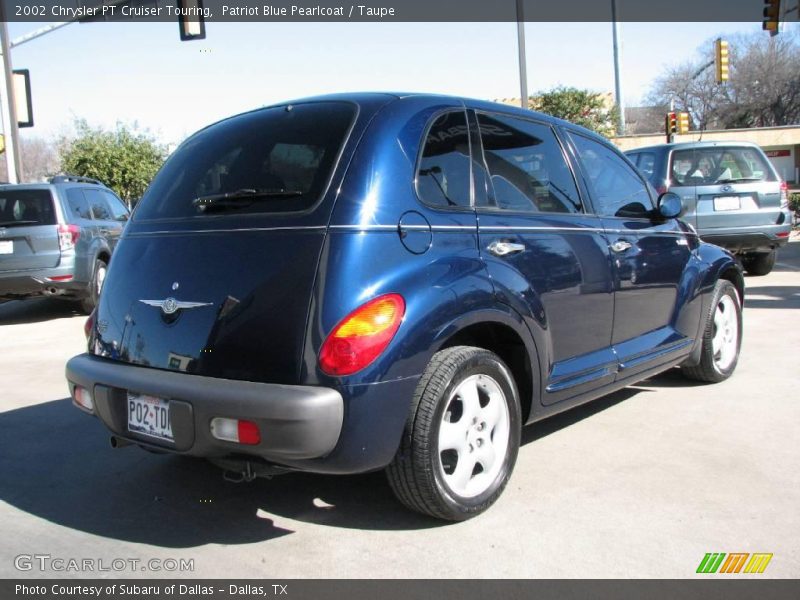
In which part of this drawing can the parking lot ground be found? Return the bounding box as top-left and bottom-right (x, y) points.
(1, 241), (798, 579)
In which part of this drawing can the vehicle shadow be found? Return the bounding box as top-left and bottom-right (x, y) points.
(1, 370), (706, 543)
(0, 298), (83, 325)
(0, 399), (441, 547)
(742, 285), (800, 310)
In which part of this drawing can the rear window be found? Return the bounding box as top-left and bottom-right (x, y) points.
(135, 102), (356, 220)
(670, 147), (774, 186)
(627, 152), (658, 187)
(0, 189), (56, 227)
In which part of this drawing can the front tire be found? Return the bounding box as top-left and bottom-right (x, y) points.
(386, 346), (521, 521)
(742, 250), (776, 276)
(682, 280), (742, 383)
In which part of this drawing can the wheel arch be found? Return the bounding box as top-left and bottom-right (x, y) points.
(432, 310), (541, 425)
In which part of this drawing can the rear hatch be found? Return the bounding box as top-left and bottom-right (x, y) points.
(93, 101), (359, 384)
(0, 188), (61, 271)
(670, 146), (783, 231)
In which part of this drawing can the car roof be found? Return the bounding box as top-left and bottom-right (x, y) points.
(198, 92), (607, 146)
(625, 140), (763, 153)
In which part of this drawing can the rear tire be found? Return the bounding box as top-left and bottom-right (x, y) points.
(742, 250), (776, 276)
(80, 259), (107, 314)
(682, 280), (742, 383)
(386, 346), (521, 521)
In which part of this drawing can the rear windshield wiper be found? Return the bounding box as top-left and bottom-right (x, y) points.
(0, 220), (39, 226)
(192, 188), (303, 210)
(715, 177), (763, 184)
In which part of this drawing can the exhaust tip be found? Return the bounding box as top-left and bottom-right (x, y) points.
(110, 436), (132, 449)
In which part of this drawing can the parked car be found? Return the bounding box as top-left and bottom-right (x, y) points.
(66, 94), (744, 520)
(625, 141), (792, 275)
(0, 175), (129, 312)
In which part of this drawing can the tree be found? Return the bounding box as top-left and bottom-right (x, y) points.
(530, 87), (620, 137)
(647, 29), (800, 130)
(59, 121), (166, 206)
(0, 136), (60, 182)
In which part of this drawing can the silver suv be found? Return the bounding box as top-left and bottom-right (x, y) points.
(0, 176), (129, 312)
(626, 141), (791, 275)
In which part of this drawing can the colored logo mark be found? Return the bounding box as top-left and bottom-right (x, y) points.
(696, 553), (773, 574)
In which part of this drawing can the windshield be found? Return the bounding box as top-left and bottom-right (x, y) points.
(135, 102), (356, 220)
(670, 147), (774, 186)
(0, 189), (56, 226)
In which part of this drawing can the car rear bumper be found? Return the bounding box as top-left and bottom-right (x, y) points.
(66, 353), (345, 464)
(699, 222), (791, 253)
(0, 266), (86, 299)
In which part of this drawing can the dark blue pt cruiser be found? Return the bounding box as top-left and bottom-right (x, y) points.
(66, 93), (744, 520)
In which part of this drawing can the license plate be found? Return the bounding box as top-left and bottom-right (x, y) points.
(0, 240), (12, 255)
(713, 196), (741, 211)
(127, 393), (173, 441)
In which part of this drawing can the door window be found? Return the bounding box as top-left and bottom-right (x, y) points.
(569, 132), (653, 218)
(84, 189), (112, 221)
(476, 113), (582, 214)
(101, 190), (130, 220)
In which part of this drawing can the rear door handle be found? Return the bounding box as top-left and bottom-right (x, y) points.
(487, 241), (526, 257)
(610, 240), (633, 253)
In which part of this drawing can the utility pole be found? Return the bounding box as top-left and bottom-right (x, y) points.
(0, 7), (23, 183)
(611, 0), (625, 136)
(516, 0), (528, 109)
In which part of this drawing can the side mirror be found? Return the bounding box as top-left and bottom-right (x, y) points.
(657, 192), (683, 219)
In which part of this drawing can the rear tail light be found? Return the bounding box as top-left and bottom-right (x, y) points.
(210, 418), (261, 445)
(780, 180), (789, 209)
(319, 293), (405, 376)
(84, 310), (95, 340)
(57, 224), (80, 251)
(72, 385), (94, 412)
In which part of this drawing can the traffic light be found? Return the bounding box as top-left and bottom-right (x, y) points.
(763, 0), (781, 35)
(715, 39), (729, 83)
(677, 112), (691, 134)
(665, 112), (677, 136)
(178, 0), (206, 41)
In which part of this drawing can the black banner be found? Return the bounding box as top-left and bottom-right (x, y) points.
(4, 580), (800, 600)
(3, 0), (800, 23)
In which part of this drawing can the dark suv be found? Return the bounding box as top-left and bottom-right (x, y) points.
(67, 94), (743, 520)
(0, 176), (129, 312)
(625, 142), (791, 275)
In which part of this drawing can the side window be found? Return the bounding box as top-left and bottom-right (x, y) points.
(416, 111), (471, 208)
(101, 190), (129, 220)
(569, 132), (653, 218)
(66, 188), (92, 220)
(476, 113), (581, 214)
(84, 188), (112, 221)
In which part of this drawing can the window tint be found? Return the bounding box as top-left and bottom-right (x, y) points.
(0, 189), (56, 226)
(135, 102), (356, 219)
(570, 133), (652, 218)
(102, 190), (129, 220)
(66, 188), (92, 220)
(477, 113), (581, 214)
(85, 189), (112, 220)
(670, 147), (773, 186)
(416, 111), (471, 208)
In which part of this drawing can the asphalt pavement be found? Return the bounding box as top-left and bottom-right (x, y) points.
(1, 241), (798, 578)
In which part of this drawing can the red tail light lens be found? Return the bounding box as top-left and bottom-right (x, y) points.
(780, 180), (789, 208)
(84, 310), (95, 340)
(319, 293), (405, 376)
(57, 224), (80, 251)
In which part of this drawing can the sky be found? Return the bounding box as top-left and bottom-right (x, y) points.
(5, 20), (771, 146)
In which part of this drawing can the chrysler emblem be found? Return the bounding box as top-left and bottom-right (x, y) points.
(139, 297), (213, 314)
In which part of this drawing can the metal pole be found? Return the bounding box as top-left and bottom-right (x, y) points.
(516, 0), (528, 109)
(611, 0), (625, 135)
(0, 11), (23, 183)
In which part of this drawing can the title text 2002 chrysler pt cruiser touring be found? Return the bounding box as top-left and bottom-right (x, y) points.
(67, 93), (744, 520)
